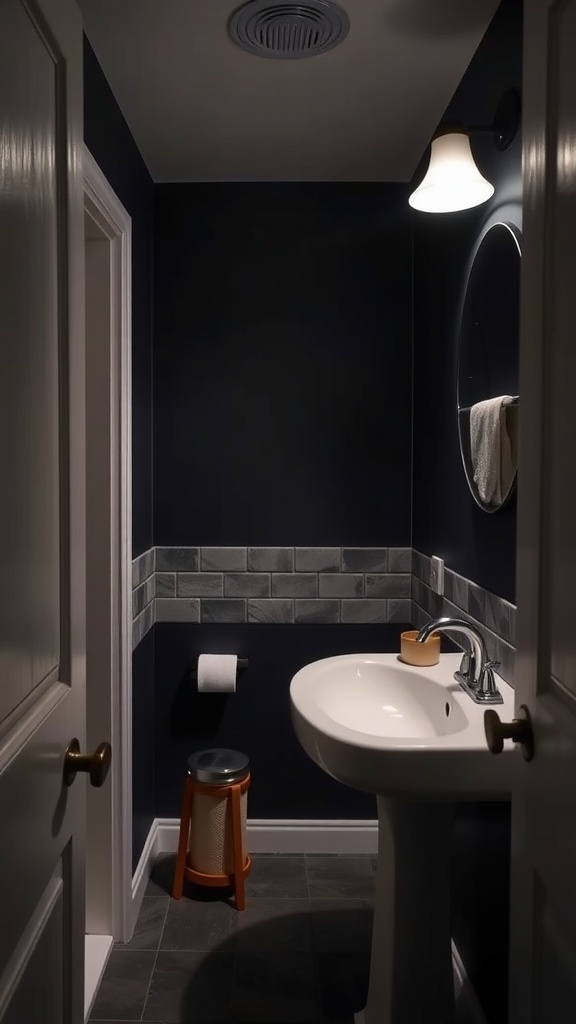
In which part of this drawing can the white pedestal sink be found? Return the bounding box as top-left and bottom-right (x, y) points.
(290, 653), (515, 1024)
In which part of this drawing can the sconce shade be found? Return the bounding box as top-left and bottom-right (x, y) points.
(409, 132), (494, 213)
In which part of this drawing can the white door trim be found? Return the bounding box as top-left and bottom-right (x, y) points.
(83, 145), (133, 943)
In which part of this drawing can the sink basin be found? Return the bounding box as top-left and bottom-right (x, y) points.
(290, 651), (515, 1024)
(290, 651), (515, 799)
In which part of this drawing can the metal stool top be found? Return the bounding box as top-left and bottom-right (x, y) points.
(187, 748), (249, 786)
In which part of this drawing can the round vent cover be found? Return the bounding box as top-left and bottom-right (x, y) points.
(228, 0), (350, 59)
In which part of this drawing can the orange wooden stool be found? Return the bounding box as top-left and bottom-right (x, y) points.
(172, 749), (251, 911)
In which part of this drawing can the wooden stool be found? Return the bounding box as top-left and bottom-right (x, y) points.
(172, 749), (251, 911)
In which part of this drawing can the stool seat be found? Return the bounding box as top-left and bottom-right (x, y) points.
(187, 747), (249, 785)
(172, 749), (251, 910)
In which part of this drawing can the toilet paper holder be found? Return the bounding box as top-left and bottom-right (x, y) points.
(195, 656), (249, 670)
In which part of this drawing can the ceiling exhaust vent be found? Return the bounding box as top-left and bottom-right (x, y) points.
(228, 0), (350, 59)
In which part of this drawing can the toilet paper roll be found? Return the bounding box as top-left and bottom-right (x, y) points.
(197, 654), (237, 693)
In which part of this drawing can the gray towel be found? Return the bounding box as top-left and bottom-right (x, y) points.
(470, 396), (517, 505)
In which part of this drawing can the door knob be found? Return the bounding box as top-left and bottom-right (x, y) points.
(64, 738), (112, 787)
(484, 704), (534, 761)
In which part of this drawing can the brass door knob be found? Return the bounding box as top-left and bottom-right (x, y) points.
(484, 704), (534, 761)
(64, 738), (112, 787)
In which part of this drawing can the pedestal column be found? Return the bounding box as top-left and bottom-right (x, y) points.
(357, 797), (455, 1024)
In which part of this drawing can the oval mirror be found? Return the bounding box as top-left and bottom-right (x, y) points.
(457, 221), (521, 512)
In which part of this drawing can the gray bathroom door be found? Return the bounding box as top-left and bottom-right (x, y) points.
(508, 0), (576, 1020)
(0, 0), (86, 1021)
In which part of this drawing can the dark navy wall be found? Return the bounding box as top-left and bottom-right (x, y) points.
(84, 38), (154, 559)
(154, 624), (414, 821)
(153, 184), (413, 546)
(151, 184), (413, 823)
(83, 38), (156, 868)
(410, 3), (522, 1021)
(412, 0), (522, 604)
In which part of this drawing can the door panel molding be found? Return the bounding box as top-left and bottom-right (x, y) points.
(0, 867), (63, 1019)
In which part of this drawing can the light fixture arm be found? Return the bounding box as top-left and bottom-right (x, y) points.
(409, 89), (521, 214)
(456, 89), (521, 151)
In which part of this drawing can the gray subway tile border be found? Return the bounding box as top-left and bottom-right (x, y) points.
(295, 600), (340, 624)
(248, 599), (294, 623)
(412, 550), (430, 584)
(388, 547), (412, 573)
(342, 548), (388, 573)
(468, 583), (487, 625)
(411, 549), (517, 687)
(132, 548), (155, 589)
(365, 574), (411, 599)
(387, 599), (412, 623)
(201, 599), (247, 623)
(248, 547), (294, 572)
(155, 598), (200, 623)
(132, 601), (155, 650)
(133, 575), (155, 618)
(155, 572), (176, 598)
(318, 574), (363, 599)
(295, 548), (341, 572)
(177, 573), (223, 598)
(201, 547), (247, 572)
(130, 549), (516, 686)
(155, 547), (198, 572)
(224, 573), (271, 598)
(272, 573), (318, 598)
(341, 600), (388, 623)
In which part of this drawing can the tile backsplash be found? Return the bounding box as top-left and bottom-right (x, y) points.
(411, 550), (516, 685)
(132, 546), (517, 686)
(132, 546), (411, 647)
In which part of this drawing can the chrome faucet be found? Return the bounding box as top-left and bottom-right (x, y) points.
(416, 616), (503, 705)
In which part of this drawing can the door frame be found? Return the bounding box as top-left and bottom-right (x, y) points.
(83, 145), (133, 943)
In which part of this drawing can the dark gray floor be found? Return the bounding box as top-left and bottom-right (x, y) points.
(89, 853), (376, 1023)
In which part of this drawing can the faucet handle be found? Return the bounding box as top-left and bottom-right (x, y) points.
(476, 660), (504, 704)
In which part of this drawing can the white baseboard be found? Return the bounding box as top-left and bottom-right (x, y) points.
(130, 817), (377, 934)
(130, 819), (162, 935)
(156, 816), (378, 855)
(246, 818), (378, 853)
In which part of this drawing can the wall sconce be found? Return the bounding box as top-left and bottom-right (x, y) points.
(409, 89), (521, 214)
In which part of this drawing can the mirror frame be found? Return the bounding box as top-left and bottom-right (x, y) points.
(456, 220), (522, 513)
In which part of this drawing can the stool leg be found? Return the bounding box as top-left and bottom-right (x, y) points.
(172, 776), (194, 899)
(230, 781), (245, 911)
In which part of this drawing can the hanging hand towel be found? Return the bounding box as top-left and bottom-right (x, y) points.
(470, 395), (516, 505)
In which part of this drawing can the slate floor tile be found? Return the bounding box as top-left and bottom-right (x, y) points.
(235, 899), (312, 953)
(160, 897), (236, 952)
(245, 856), (308, 899)
(143, 950), (234, 1022)
(316, 952), (370, 1021)
(306, 857), (375, 900)
(90, 950), (156, 1020)
(92, 857), (380, 1024)
(115, 898), (167, 950)
(232, 952), (319, 1022)
(310, 901), (374, 954)
(145, 853), (177, 897)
